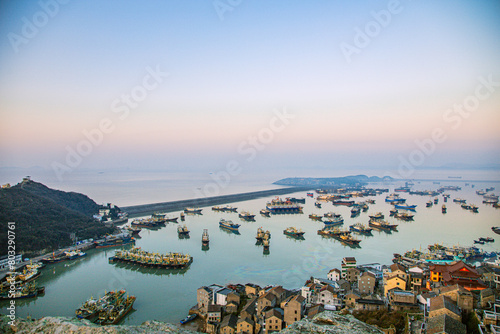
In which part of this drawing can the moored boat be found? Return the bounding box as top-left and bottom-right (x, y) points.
(260, 209), (271, 216)
(109, 247), (193, 269)
(283, 227), (305, 238)
(394, 204), (417, 210)
(184, 208), (202, 214)
(239, 211), (256, 220)
(309, 214), (322, 221)
(349, 223), (373, 234)
(219, 219), (240, 231)
(180, 313), (197, 325)
(442, 205), (447, 214)
(394, 212), (414, 220)
(369, 220), (398, 230)
(177, 225), (190, 235)
(202, 229), (209, 245)
(453, 198), (466, 203)
(368, 212), (384, 220)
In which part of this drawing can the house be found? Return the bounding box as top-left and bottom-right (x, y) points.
(388, 263), (408, 281)
(216, 288), (233, 306)
(429, 261), (487, 291)
(283, 294), (306, 327)
(337, 279), (351, 292)
(240, 297), (258, 322)
(434, 284), (474, 311)
(384, 276), (407, 296)
(245, 283), (261, 297)
(236, 317), (255, 334)
(226, 300), (239, 314)
(197, 286), (213, 313)
(410, 272), (423, 293)
(341, 257), (357, 278)
(265, 308), (284, 333)
(346, 267), (361, 283)
(327, 268), (341, 281)
(207, 305), (222, 323)
(317, 285), (341, 309)
(354, 298), (386, 311)
(429, 295), (462, 322)
(345, 291), (360, 308)
(206, 321), (218, 334)
(480, 288), (495, 308)
(426, 314), (466, 334)
(357, 262), (383, 271)
(306, 304), (324, 318)
(227, 291), (241, 305)
(478, 266), (497, 288)
(257, 291), (277, 315)
(220, 314), (238, 334)
(358, 271), (376, 295)
(301, 282), (323, 305)
(268, 286), (289, 304)
(389, 290), (419, 312)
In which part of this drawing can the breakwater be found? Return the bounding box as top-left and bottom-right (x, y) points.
(122, 186), (310, 217)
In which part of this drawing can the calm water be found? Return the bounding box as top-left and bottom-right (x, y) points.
(2, 177), (500, 325)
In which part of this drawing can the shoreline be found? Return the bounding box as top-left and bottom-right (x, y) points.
(122, 186), (312, 217)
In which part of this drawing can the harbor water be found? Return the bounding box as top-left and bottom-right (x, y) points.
(1, 170), (500, 325)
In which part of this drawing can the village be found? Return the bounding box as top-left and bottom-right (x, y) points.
(190, 256), (500, 334)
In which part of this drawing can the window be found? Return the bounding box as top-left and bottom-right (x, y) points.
(295, 310), (297, 314)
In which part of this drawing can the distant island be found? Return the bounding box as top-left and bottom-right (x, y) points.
(273, 175), (394, 187)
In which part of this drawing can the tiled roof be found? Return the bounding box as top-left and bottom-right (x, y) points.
(427, 314), (466, 334)
(430, 295), (461, 317)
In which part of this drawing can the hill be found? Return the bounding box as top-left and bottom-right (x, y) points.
(0, 179), (113, 256)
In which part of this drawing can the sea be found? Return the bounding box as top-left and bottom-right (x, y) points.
(1, 167), (499, 326)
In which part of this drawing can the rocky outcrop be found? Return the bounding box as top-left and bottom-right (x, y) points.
(280, 311), (384, 334)
(1, 312), (383, 334)
(0, 316), (201, 334)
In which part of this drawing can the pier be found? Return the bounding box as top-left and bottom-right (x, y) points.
(122, 186), (310, 217)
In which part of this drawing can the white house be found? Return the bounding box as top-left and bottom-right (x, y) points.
(327, 268), (341, 281)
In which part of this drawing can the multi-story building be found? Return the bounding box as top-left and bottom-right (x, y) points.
(341, 257), (357, 278)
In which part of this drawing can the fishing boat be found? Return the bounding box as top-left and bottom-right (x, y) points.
(368, 212), (384, 220)
(287, 197), (306, 203)
(239, 211), (256, 220)
(223, 205), (238, 212)
(177, 225), (190, 236)
(131, 218), (158, 228)
(351, 207), (361, 216)
(479, 237), (494, 242)
(469, 204), (478, 212)
(385, 195), (406, 203)
(484, 193), (499, 201)
(426, 201), (433, 207)
(339, 234), (361, 246)
(307, 192), (314, 197)
(95, 233), (135, 249)
(219, 219), (240, 231)
(484, 199), (499, 204)
(212, 206), (225, 211)
(202, 229), (209, 246)
(180, 313), (197, 325)
(476, 190), (486, 195)
(0, 283), (45, 300)
(389, 208), (398, 216)
(76, 290), (126, 321)
(361, 203), (369, 212)
(486, 187), (495, 192)
(365, 199), (375, 204)
(453, 198), (466, 203)
(369, 220), (398, 230)
(184, 208), (202, 214)
(125, 226), (142, 235)
(97, 294), (136, 325)
(41, 252), (69, 264)
(260, 209), (271, 216)
(283, 227), (305, 238)
(180, 212), (185, 220)
(474, 239), (485, 245)
(317, 227), (350, 238)
(461, 203), (470, 210)
(263, 238), (270, 251)
(434, 198), (438, 204)
(315, 202), (322, 208)
(349, 223), (373, 234)
(165, 216), (179, 222)
(266, 198), (303, 214)
(324, 212), (341, 218)
(109, 248), (193, 269)
(491, 227), (500, 235)
(394, 204), (417, 210)
(66, 250), (87, 260)
(442, 205), (447, 213)
(394, 212), (414, 220)
(309, 214), (322, 221)
(331, 200), (355, 206)
(323, 217), (344, 226)
(151, 212), (167, 223)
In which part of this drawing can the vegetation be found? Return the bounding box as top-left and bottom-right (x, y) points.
(352, 310), (405, 334)
(0, 180), (113, 256)
(463, 311), (480, 334)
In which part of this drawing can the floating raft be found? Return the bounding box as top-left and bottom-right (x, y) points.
(109, 247), (193, 269)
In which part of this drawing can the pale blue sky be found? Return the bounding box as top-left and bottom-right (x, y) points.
(0, 0), (499, 174)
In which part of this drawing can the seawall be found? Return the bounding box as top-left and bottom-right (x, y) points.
(122, 186), (310, 217)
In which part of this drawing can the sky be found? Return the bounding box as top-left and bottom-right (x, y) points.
(1, 0), (500, 178)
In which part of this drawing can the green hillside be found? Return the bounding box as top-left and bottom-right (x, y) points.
(0, 180), (113, 256)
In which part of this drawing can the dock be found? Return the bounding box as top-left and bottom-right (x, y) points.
(122, 186), (310, 217)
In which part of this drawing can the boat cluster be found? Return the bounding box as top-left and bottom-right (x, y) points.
(0, 262), (45, 300)
(109, 247), (193, 269)
(75, 289), (136, 325)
